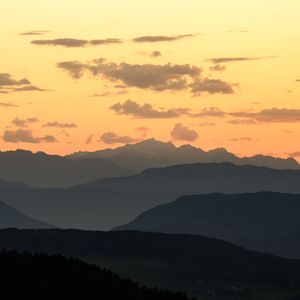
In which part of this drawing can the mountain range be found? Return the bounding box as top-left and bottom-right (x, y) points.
(0, 139), (298, 188)
(0, 149), (134, 188)
(3, 163), (300, 230)
(68, 138), (300, 171)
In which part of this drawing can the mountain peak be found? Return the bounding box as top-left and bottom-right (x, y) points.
(123, 138), (176, 152)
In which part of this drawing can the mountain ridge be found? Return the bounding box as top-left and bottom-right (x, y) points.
(114, 192), (300, 259)
(67, 138), (300, 171)
(3, 163), (300, 230)
(0, 200), (54, 229)
(0, 149), (135, 188)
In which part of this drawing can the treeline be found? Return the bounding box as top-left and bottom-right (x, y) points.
(0, 250), (191, 300)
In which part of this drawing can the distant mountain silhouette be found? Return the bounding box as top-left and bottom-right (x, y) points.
(0, 149), (135, 187)
(3, 163), (300, 230)
(2, 141), (298, 188)
(0, 250), (189, 300)
(0, 199), (53, 229)
(68, 138), (300, 170)
(1, 229), (300, 298)
(114, 192), (300, 259)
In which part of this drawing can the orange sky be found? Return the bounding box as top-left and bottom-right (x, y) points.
(1, 0), (300, 159)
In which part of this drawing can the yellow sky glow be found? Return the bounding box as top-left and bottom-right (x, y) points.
(1, 0), (300, 159)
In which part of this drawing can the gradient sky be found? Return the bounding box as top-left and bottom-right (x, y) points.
(1, 0), (300, 159)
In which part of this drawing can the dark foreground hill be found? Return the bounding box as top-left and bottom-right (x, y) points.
(0, 200), (53, 229)
(0, 149), (134, 188)
(0, 250), (189, 300)
(1, 229), (300, 299)
(3, 163), (300, 229)
(115, 192), (300, 259)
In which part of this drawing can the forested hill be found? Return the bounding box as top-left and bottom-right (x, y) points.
(0, 250), (190, 300)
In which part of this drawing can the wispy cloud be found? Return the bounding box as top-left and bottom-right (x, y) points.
(208, 56), (277, 64)
(85, 135), (94, 144)
(89, 90), (128, 98)
(13, 86), (50, 92)
(100, 132), (138, 145)
(229, 137), (253, 142)
(43, 121), (77, 128)
(0, 102), (18, 107)
(132, 34), (197, 43)
(20, 30), (50, 36)
(31, 38), (122, 47)
(209, 64), (226, 72)
(229, 108), (300, 123)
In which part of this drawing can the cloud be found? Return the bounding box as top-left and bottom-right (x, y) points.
(32, 38), (87, 47)
(133, 34), (196, 43)
(20, 30), (50, 36)
(0, 73), (47, 93)
(58, 59), (235, 96)
(3, 129), (57, 143)
(89, 39), (122, 45)
(0, 102), (18, 107)
(287, 151), (300, 158)
(57, 61), (85, 79)
(135, 127), (149, 137)
(170, 123), (199, 142)
(208, 56), (277, 64)
(12, 117), (39, 128)
(228, 119), (258, 125)
(151, 51), (162, 58)
(58, 60), (201, 91)
(100, 132), (138, 145)
(89, 90), (128, 97)
(0, 73), (30, 87)
(191, 78), (234, 95)
(85, 135), (94, 144)
(191, 107), (226, 118)
(110, 101), (230, 119)
(110, 100), (190, 119)
(194, 122), (216, 127)
(229, 137), (253, 142)
(31, 38), (122, 47)
(12, 85), (50, 92)
(43, 121), (77, 128)
(209, 64), (226, 72)
(60, 130), (70, 137)
(229, 108), (300, 123)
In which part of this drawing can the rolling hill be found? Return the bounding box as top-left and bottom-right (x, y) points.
(115, 192), (300, 259)
(3, 163), (300, 230)
(0, 250), (189, 300)
(0, 199), (54, 229)
(1, 229), (300, 299)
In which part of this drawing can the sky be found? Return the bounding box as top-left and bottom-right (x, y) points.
(1, 0), (300, 159)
